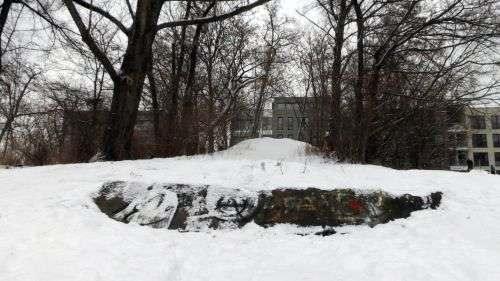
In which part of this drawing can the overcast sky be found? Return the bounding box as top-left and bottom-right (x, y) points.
(281, 0), (305, 16)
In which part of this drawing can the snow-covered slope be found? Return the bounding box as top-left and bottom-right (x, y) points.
(1, 138), (500, 281)
(212, 137), (315, 160)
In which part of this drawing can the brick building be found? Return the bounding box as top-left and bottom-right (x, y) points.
(61, 111), (161, 163)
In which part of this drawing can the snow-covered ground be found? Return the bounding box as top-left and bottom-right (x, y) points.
(1, 138), (500, 281)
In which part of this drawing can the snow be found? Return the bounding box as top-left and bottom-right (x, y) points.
(109, 182), (179, 229)
(1, 138), (500, 281)
(211, 137), (314, 161)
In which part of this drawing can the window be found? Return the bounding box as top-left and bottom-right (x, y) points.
(277, 134), (283, 139)
(449, 133), (467, 147)
(492, 116), (500, 129)
(456, 133), (467, 147)
(472, 134), (487, 148)
(473, 152), (489, 167)
(287, 117), (293, 130)
(276, 103), (285, 111)
(470, 116), (486, 129)
(301, 117), (309, 128)
(262, 118), (272, 131)
(496, 153), (500, 166)
(494, 134), (500, 147)
(277, 117), (283, 130)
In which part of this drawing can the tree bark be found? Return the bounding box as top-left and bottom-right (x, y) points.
(180, 22), (204, 155)
(102, 0), (163, 160)
(148, 70), (160, 153)
(364, 56), (382, 163)
(250, 52), (273, 138)
(164, 3), (192, 156)
(328, 0), (350, 157)
(353, 0), (365, 163)
(0, 0), (14, 72)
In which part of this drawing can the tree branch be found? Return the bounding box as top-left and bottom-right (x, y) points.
(72, 0), (130, 35)
(157, 0), (271, 30)
(62, 0), (119, 82)
(124, 0), (135, 18)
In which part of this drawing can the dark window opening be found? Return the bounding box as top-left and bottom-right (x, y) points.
(470, 116), (486, 129)
(287, 117), (293, 130)
(277, 117), (283, 130)
(495, 153), (500, 166)
(493, 134), (500, 147)
(473, 152), (489, 167)
(472, 134), (487, 148)
(492, 116), (500, 129)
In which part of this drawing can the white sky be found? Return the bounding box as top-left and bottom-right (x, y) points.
(280, 0), (307, 16)
(9, 0), (498, 97)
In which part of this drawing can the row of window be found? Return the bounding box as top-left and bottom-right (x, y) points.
(276, 134), (295, 139)
(449, 133), (467, 147)
(472, 152), (500, 167)
(451, 150), (500, 167)
(276, 117), (308, 131)
(469, 115), (500, 130)
(274, 103), (303, 112)
(471, 134), (500, 148)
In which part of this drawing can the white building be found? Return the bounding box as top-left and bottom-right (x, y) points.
(449, 107), (500, 171)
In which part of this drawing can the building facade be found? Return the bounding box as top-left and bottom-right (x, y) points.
(61, 111), (161, 163)
(230, 110), (273, 146)
(229, 97), (330, 147)
(271, 97), (330, 147)
(449, 107), (500, 171)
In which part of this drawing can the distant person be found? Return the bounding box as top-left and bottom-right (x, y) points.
(467, 159), (474, 172)
(491, 165), (496, 175)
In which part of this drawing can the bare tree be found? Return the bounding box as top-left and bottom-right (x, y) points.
(0, 57), (41, 146)
(52, 0), (272, 160)
(249, 3), (294, 138)
(298, 0), (498, 167)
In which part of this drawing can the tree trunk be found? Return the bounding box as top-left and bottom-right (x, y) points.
(328, 0), (349, 158)
(0, 118), (12, 145)
(102, 0), (162, 161)
(206, 70), (216, 153)
(0, 0), (13, 72)
(363, 59), (382, 163)
(165, 3), (192, 156)
(180, 23), (204, 155)
(353, 0), (365, 163)
(180, 3), (215, 155)
(250, 53), (273, 138)
(148, 71), (160, 154)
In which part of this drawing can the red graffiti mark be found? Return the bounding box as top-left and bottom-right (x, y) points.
(349, 200), (364, 213)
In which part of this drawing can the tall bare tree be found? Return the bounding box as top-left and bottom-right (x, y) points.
(56, 0), (271, 160)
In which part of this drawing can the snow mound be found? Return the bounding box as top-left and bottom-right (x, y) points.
(1, 142), (500, 281)
(214, 138), (317, 161)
